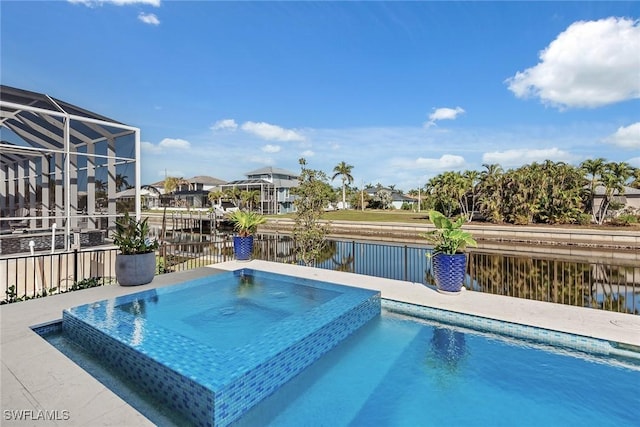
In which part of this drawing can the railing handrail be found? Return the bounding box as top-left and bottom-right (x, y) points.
(2, 237), (637, 315)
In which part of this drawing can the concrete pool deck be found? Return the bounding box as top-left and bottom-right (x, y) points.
(2, 260), (639, 426)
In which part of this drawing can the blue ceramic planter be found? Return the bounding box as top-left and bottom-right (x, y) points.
(233, 236), (254, 261)
(432, 253), (467, 294)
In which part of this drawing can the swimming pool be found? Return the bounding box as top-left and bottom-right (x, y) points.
(39, 269), (640, 427)
(236, 308), (639, 426)
(60, 269), (380, 426)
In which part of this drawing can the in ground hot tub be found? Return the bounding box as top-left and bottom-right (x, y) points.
(62, 269), (380, 426)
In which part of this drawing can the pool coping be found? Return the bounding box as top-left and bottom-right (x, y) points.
(2, 261), (640, 426)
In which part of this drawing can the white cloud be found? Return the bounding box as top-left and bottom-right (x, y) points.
(482, 148), (573, 167)
(262, 144), (281, 153)
(142, 138), (190, 153)
(141, 141), (161, 154)
(140, 121), (632, 192)
(68, 0), (161, 6)
(138, 12), (160, 25)
(393, 154), (465, 170)
(604, 122), (640, 149)
(241, 121), (305, 142)
(159, 138), (191, 150)
(425, 107), (465, 128)
(506, 17), (640, 109)
(211, 119), (238, 131)
(416, 154), (465, 169)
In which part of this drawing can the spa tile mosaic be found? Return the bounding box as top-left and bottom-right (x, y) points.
(61, 269), (381, 427)
(30, 320), (62, 336)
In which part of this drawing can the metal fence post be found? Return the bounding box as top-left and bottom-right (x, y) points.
(404, 245), (408, 282)
(73, 249), (78, 285)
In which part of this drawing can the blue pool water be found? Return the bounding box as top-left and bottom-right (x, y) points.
(236, 310), (639, 427)
(115, 271), (340, 350)
(41, 270), (640, 426)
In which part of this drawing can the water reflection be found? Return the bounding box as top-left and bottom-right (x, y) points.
(468, 253), (639, 314)
(149, 229), (640, 315)
(427, 327), (467, 372)
(308, 239), (639, 315)
(118, 295), (160, 346)
(237, 272), (259, 297)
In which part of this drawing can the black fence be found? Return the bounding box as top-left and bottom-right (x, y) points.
(252, 236), (639, 314)
(2, 235), (638, 315)
(1, 248), (119, 304)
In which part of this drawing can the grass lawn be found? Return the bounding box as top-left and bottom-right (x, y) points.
(271, 210), (432, 223)
(269, 209), (640, 230)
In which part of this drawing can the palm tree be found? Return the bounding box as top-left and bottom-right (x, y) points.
(94, 179), (106, 192)
(115, 173), (130, 192)
(426, 171), (465, 217)
(163, 176), (189, 208)
(163, 176), (180, 194)
(241, 189), (261, 211)
(462, 170), (480, 221)
(94, 178), (107, 207)
(331, 161), (354, 209)
(582, 160), (634, 224)
(478, 163), (504, 223)
(536, 161), (584, 224)
(598, 161), (635, 223)
(224, 186), (242, 208)
(609, 161), (634, 186)
(505, 163), (544, 225)
(207, 189), (225, 207)
(631, 167), (640, 189)
(580, 158), (606, 223)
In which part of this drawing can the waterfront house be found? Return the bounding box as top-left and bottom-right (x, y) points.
(220, 166), (298, 215)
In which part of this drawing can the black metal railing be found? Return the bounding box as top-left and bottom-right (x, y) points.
(157, 239), (235, 273)
(2, 235), (638, 315)
(1, 248), (119, 304)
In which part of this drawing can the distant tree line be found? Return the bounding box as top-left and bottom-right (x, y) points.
(419, 159), (638, 225)
(162, 157), (638, 226)
(328, 158), (639, 225)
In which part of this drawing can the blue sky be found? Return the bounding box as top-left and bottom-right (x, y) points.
(2, 1), (639, 191)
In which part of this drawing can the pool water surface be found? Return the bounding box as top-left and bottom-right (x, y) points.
(115, 272), (341, 351)
(40, 269), (640, 426)
(236, 310), (640, 427)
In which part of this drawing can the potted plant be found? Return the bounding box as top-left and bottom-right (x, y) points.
(421, 210), (477, 294)
(227, 210), (266, 261)
(112, 212), (159, 286)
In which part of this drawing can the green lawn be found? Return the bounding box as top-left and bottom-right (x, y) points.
(270, 209), (432, 223)
(269, 209), (640, 230)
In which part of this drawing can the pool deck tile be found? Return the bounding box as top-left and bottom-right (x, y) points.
(2, 261), (639, 426)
